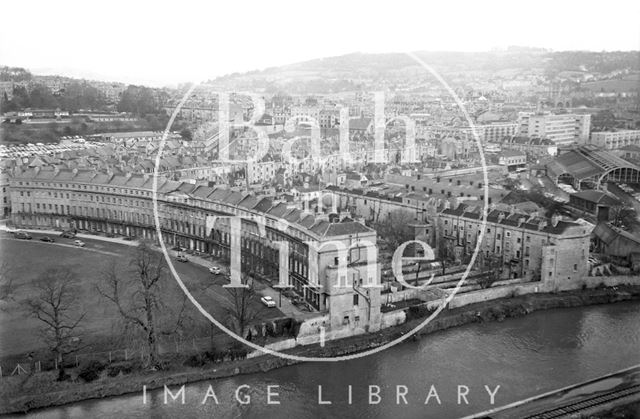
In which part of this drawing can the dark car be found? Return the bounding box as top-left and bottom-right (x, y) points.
(40, 236), (55, 242)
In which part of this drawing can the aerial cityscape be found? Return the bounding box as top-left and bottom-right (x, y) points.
(1, 2), (640, 418)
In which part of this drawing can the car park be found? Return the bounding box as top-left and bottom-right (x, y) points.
(261, 296), (277, 308)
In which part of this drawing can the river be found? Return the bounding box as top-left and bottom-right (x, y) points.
(15, 301), (640, 419)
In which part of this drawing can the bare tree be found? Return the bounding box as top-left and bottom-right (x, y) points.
(376, 209), (415, 251)
(0, 261), (17, 305)
(610, 205), (636, 229)
(475, 252), (500, 289)
(25, 266), (85, 381)
(225, 274), (264, 340)
(437, 237), (454, 275)
(97, 242), (188, 368)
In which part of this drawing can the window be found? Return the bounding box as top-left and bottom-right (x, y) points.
(353, 294), (359, 306)
(497, 234), (501, 239)
(517, 238), (521, 243)
(573, 264), (577, 272)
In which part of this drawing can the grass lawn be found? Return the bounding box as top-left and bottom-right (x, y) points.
(0, 232), (283, 363)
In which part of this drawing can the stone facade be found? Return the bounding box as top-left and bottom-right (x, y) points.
(8, 167), (383, 334)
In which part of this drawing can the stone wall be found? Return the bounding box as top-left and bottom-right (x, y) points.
(448, 283), (542, 308)
(380, 310), (407, 329)
(555, 275), (640, 292)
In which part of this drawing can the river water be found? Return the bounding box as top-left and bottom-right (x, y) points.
(16, 301), (640, 419)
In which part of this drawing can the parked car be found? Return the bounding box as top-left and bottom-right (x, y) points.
(209, 266), (222, 275)
(60, 231), (76, 239)
(261, 296), (277, 308)
(39, 236), (55, 242)
(176, 254), (188, 263)
(73, 240), (86, 247)
(14, 231), (32, 240)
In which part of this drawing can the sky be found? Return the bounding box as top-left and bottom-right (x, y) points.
(1, 0), (639, 87)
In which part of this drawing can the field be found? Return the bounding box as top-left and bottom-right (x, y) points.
(0, 231), (283, 360)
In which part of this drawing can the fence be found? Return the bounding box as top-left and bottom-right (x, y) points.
(0, 334), (225, 379)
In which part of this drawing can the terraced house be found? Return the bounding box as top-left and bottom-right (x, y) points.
(9, 167), (383, 333)
(436, 203), (593, 287)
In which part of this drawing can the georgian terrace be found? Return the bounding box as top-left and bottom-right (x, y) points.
(8, 167), (381, 331)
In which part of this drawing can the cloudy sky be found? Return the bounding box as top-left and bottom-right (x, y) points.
(1, 0), (639, 86)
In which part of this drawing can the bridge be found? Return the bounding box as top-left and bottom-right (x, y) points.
(466, 364), (640, 418)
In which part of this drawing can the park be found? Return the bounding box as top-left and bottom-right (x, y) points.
(0, 230), (284, 374)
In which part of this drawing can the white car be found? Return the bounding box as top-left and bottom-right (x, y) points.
(209, 266), (222, 275)
(73, 240), (86, 247)
(261, 296), (277, 308)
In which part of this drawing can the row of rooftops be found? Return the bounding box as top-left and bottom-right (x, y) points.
(10, 167), (374, 240)
(327, 182), (585, 236)
(440, 203), (586, 235)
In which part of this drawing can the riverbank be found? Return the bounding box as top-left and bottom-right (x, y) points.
(3, 285), (640, 415)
